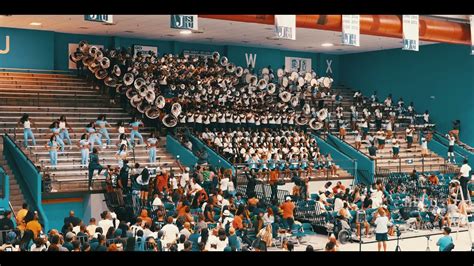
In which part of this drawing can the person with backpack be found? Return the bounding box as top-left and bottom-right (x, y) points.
(436, 227), (455, 251)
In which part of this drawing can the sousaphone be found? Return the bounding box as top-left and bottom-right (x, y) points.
(282, 76), (289, 88)
(104, 76), (118, 87)
(303, 103), (311, 115)
(139, 85), (148, 97)
(100, 57), (111, 69)
(112, 65), (121, 77)
(304, 72), (312, 82)
(267, 83), (276, 94)
(235, 66), (244, 77)
(155, 95), (166, 109)
(289, 71), (299, 81)
(277, 68), (284, 78)
(317, 108), (328, 121)
(212, 51), (220, 62)
(279, 91), (291, 102)
(145, 90), (156, 103)
(309, 118), (324, 130)
(145, 106), (161, 119)
(290, 96), (299, 107)
(69, 52), (83, 63)
(134, 78), (145, 89)
(258, 79), (267, 90)
(249, 75), (258, 86)
(126, 87), (137, 99)
(123, 73), (134, 86)
(220, 56), (229, 66)
(296, 115), (309, 126)
(95, 68), (108, 80)
(162, 114), (178, 128)
(78, 40), (89, 53)
(130, 94), (143, 108)
(171, 102), (182, 117)
(261, 67), (269, 75)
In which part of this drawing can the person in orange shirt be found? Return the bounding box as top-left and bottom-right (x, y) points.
(16, 203), (28, 226)
(280, 196), (295, 229)
(139, 209), (152, 227)
(156, 169), (169, 194)
(26, 212), (42, 239)
(332, 181), (346, 194)
(269, 169), (279, 201)
(428, 174), (439, 185)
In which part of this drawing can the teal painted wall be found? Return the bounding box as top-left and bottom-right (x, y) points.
(42, 200), (85, 232)
(339, 44), (474, 146)
(0, 27), (340, 83)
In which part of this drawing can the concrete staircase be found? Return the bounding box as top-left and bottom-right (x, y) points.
(330, 87), (458, 173)
(0, 71), (180, 195)
(0, 136), (25, 213)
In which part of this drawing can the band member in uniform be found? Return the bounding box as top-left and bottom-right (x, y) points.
(406, 125), (415, 149)
(58, 115), (74, 147)
(146, 131), (158, 164)
(392, 134), (400, 159)
(17, 113), (37, 148)
(129, 117), (144, 145)
(49, 121), (66, 153)
(45, 135), (59, 168)
(78, 133), (90, 168)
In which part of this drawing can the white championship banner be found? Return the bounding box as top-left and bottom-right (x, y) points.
(68, 43), (104, 70)
(402, 15), (419, 51)
(342, 15), (360, 46)
(274, 15), (296, 40)
(285, 57), (312, 73)
(133, 45), (158, 58)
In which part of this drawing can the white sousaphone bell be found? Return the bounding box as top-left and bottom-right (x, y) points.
(162, 114), (178, 128)
(297, 76), (305, 87)
(317, 108), (328, 121)
(277, 68), (284, 78)
(145, 90), (156, 103)
(290, 96), (299, 107)
(171, 103), (182, 117)
(309, 118), (324, 130)
(139, 85), (148, 97)
(220, 56), (229, 66)
(112, 65), (121, 77)
(155, 95), (166, 109)
(212, 51), (220, 62)
(279, 91), (291, 103)
(134, 78), (145, 89)
(145, 106), (161, 120)
(310, 78), (318, 87)
(126, 87), (137, 99)
(100, 57), (111, 69)
(282, 76), (289, 88)
(104, 76), (118, 87)
(267, 83), (276, 95)
(123, 73), (134, 86)
(289, 71), (299, 81)
(304, 72), (312, 82)
(249, 75), (258, 86)
(235, 66), (244, 77)
(95, 68), (108, 80)
(296, 115), (309, 126)
(303, 103), (311, 115)
(226, 63), (235, 73)
(261, 67), (269, 75)
(130, 94), (143, 108)
(258, 79), (267, 90)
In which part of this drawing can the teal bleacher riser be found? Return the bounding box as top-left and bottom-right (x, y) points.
(326, 133), (375, 185)
(187, 133), (236, 174)
(311, 134), (357, 179)
(2, 134), (50, 231)
(0, 167), (10, 212)
(166, 134), (198, 168)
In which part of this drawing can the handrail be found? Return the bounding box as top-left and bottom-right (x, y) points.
(433, 131), (474, 154)
(2, 133), (49, 231)
(327, 132), (374, 161)
(8, 202), (16, 220)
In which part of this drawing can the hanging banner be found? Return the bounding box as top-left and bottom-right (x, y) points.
(274, 15), (296, 40)
(285, 57), (312, 73)
(170, 15), (198, 31)
(84, 15), (113, 24)
(133, 45), (158, 58)
(402, 15), (419, 51)
(342, 15), (360, 46)
(471, 15), (474, 55)
(183, 49), (212, 58)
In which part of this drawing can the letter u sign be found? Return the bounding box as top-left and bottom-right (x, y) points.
(0, 36), (10, 54)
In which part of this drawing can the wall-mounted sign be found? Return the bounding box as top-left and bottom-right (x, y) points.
(245, 53), (257, 68)
(182, 49), (212, 58)
(133, 45), (158, 58)
(170, 15), (198, 31)
(84, 15), (113, 24)
(68, 43), (104, 70)
(471, 15), (474, 55)
(402, 15), (419, 51)
(274, 15), (296, 40)
(285, 56), (312, 73)
(0, 35), (10, 55)
(342, 15), (360, 46)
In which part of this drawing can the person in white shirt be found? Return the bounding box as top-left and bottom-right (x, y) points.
(151, 194), (164, 210)
(420, 136), (428, 157)
(459, 159), (472, 201)
(161, 217), (180, 248)
(130, 218), (144, 237)
(333, 196), (345, 213)
(98, 211), (114, 235)
(447, 133), (456, 163)
(374, 208), (392, 251)
(86, 218), (98, 237)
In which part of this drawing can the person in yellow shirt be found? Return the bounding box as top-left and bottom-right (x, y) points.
(16, 203), (28, 225)
(26, 212), (42, 239)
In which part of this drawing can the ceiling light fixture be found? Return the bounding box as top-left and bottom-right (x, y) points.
(321, 43), (334, 47)
(180, 30), (192, 35)
(29, 22), (42, 26)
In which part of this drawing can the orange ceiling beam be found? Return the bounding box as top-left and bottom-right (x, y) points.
(198, 15), (471, 45)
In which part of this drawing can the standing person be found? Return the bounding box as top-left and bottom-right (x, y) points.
(406, 125), (415, 149)
(447, 133), (456, 164)
(355, 130), (362, 150)
(49, 121), (65, 154)
(88, 148), (104, 191)
(436, 227), (454, 251)
(85, 122), (102, 152)
(459, 159), (472, 201)
(78, 134), (90, 168)
(137, 167), (150, 206)
(118, 159), (130, 194)
(115, 144), (127, 168)
(129, 117), (144, 146)
(45, 135), (59, 168)
(74, 47), (84, 77)
(374, 207), (392, 252)
(17, 113), (37, 148)
(450, 120), (461, 144)
(146, 132), (158, 164)
(96, 114), (113, 147)
(392, 135), (400, 159)
(280, 196), (295, 229)
(58, 115), (74, 147)
(420, 135), (429, 157)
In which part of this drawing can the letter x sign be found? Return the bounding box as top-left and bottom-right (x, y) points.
(326, 59), (333, 74)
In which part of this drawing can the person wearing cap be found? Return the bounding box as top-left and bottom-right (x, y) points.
(0, 210), (14, 231)
(15, 203), (28, 227)
(0, 231), (19, 251)
(458, 159), (472, 201)
(63, 231), (76, 251)
(280, 196), (295, 229)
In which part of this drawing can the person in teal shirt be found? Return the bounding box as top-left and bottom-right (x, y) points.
(96, 114), (113, 146)
(436, 227), (454, 251)
(129, 117), (144, 145)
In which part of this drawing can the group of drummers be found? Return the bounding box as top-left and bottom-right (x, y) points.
(16, 114), (161, 169)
